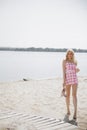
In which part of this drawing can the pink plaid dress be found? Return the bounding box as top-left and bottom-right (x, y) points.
(65, 62), (78, 85)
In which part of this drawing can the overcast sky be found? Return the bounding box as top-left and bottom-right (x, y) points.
(0, 0), (87, 49)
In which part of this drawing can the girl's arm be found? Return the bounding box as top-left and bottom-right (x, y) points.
(76, 68), (80, 73)
(75, 60), (80, 73)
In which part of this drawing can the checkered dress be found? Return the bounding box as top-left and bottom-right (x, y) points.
(65, 62), (78, 85)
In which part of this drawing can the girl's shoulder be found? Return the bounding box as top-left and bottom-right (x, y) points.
(74, 60), (77, 65)
(62, 59), (67, 65)
(63, 59), (77, 65)
(63, 59), (67, 62)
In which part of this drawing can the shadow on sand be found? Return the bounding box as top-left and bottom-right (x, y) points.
(63, 114), (78, 126)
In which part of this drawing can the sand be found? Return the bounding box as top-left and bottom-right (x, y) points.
(0, 77), (87, 129)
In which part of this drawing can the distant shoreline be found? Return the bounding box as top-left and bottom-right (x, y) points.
(0, 47), (87, 53)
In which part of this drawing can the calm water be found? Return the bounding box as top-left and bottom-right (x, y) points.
(0, 51), (87, 82)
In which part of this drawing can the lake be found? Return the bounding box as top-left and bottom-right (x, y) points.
(0, 51), (87, 82)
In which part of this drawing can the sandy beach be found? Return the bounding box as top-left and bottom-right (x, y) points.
(0, 77), (87, 129)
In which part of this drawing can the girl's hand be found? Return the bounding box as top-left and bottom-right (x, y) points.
(61, 88), (67, 97)
(63, 82), (66, 88)
(76, 68), (80, 73)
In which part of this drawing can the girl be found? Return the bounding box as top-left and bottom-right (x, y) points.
(62, 49), (80, 120)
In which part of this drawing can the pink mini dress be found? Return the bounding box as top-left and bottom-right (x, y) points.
(65, 62), (78, 85)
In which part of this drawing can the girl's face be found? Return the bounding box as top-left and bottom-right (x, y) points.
(67, 51), (73, 60)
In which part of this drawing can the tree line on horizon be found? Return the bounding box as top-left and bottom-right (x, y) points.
(0, 47), (87, 53)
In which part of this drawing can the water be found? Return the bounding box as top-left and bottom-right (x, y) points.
(0, 51), (87, 82)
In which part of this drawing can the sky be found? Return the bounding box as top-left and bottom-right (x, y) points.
(0, 0), (87, 49)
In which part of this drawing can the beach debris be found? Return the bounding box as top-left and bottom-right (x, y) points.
(23, 78), (28, 81)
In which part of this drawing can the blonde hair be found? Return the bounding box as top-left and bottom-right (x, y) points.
(65, 49), (77, 65)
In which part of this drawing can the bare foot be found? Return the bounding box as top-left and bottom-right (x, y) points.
(67, 112), (70, 115)
(73, 116), (77, 120)
(73, 114), (77, 120)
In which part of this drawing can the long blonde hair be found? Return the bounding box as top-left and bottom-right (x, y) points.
(65, 49), (77, 65)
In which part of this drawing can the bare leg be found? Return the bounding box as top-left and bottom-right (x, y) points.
(72, 84), (77, 119)
(65, 85), (71, 115)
